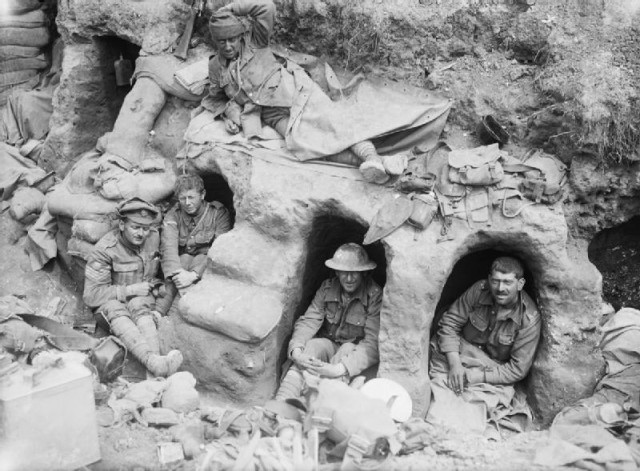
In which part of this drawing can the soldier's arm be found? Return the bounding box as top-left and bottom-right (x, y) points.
(160, 209), (183, 276)
(83, 247), (126, 308)
(288, 280), (328, 356)
(484, 309), (542, 385)
(437, 283), (478, 354)
(202, 57), (229, 116)
(340, 287), (382, 376)
(213, 205), (232, 237)
(228, 0), (275, 48)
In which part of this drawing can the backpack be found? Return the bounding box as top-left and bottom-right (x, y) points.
(502, 150), (568, 203)
(447, 144), (505, 186)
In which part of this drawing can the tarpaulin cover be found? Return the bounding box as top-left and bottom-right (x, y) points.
(0, 142), (49, 202)
(427, 337), (532, 433)
(185, 59), (451, 162)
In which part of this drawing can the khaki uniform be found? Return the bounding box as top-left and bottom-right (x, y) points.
(160, 201), (231, 277)
(436, 279), (541, 384)
(289, 276), (382, 376)
(203, 0), (295, 137)
(83, 229), (161, 322)
(157, 201), (231, 315)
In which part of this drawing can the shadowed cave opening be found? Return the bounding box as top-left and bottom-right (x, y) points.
(432, 248), (536, 335)
(278, 214), (387, 375)
(295, 215), (387, 322)
(201, 172), (236, 228)
(94, 36), (141, 120)
(427, 247), (541, 409)
(588, 216), (640, 311)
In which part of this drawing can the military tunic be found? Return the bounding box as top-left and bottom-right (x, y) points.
(437, 279), (541, 385)
(160, 201), (231, 278)
(203, 0), (294, 138)
(83, 229), (161, 322)
(288, 276), (382, 376)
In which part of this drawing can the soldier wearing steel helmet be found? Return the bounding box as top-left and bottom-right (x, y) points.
(83, 197), (183, 377)
(275, 243), (382, 400)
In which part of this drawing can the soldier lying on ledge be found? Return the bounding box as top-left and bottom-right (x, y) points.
(83, 198), (183, 377)
(203, 0), (415, 184)
(428, 256), (541, 430)
(275, 243), (382, 400)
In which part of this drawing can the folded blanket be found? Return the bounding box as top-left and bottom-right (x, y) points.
(174, 58), (209, 96)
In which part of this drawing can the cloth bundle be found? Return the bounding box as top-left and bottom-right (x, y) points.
(174, 58), (210, 96)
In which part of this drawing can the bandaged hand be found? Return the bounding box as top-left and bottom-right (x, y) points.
(125, 282), (152, 297)
(223, 116), (240, 134)
(223, 101), (242, 131)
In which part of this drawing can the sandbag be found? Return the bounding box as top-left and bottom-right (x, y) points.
(0, 45), (42, 60)
(0, 69), (39, 89)
(0, 27), (50, 47)
(66, 236), (96, 262)
(9, 186), (45, 221)
(93, 155), (177, 203)
(71, 218), (114, 244)
(102, 77), (166, 164)
(47, 184), (118, 219)
(0, 9), (47, 28)
(0, 76), (40, 107)
(4, 0), (43, 14)
(1, 55), (47, 72)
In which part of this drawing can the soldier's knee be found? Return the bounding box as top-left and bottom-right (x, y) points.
(332, 342), (357, 363)
(99, 300), (130, 322)
(127, 295), (154, 322)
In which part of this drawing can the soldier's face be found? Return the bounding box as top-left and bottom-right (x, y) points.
(336, 270), (364, 294)
(488, 270), (525, 307)
(120, 219), (151, 247)
(217, 35), (242, 60)
(178, 189), (205, 216)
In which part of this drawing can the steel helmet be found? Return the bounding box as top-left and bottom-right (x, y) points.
(325, 243), (376, 272)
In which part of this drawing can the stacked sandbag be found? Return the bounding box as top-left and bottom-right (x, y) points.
(9, 186), (46, 222)
(0, 1), (51, 106)
(46, 149), (176, 262)
(91, 152), (177, 203)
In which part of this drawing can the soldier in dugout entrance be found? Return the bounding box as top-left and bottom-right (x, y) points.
(275, 243), (382, 400)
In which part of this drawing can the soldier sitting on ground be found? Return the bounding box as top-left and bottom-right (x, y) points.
(156, 173), (231, 315)
(428, 256), (541, 429)
(83, 197), (183, 377)
(275, 243), (382, 400)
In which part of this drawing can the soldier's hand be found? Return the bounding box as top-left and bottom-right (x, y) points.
(173, 270), (199, 289)
(306, 361), (347, 379)
(126, 282), (152, 297)
(223, 117), (240, 134)
(291, 348), (316, 369)
(448, 363), (466, 395)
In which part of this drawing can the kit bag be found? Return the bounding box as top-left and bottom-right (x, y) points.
(447, 143), (505, 186)
(502, 150), (568, 203)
